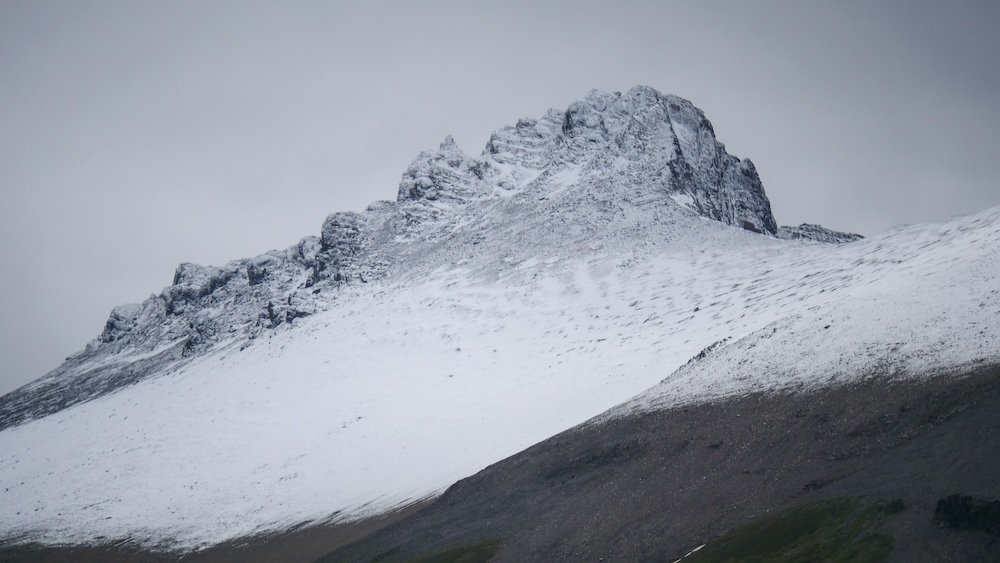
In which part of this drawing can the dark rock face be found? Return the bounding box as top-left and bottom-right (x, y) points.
(99, 303), (143, 343)
(396, 136), (483, 204)
(778, 223), (864, 243)
(558, 88), (777, 234)
(475, 86), (779, 235)
(658, 95), (777, 235)
(165, 263), (243, 315)
(313, 212), (363, 284)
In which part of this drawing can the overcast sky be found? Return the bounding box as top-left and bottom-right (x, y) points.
(1, 0), (998, 394)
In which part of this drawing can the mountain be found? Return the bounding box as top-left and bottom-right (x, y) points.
(1, 86), (997, 561)
(0, 86), (792, 431)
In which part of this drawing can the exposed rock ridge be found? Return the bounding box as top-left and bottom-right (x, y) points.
(777, 223), (864, 243)
(408, 86), (780, 235)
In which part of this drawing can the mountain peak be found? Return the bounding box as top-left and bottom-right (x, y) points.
(393, 86), (781, 234)
(438, 134), (459, 153)
(478, 85), (779, 234)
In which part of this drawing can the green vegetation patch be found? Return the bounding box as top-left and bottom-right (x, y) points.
(685, 498), (895, 563)
(407, 539), (501, 563)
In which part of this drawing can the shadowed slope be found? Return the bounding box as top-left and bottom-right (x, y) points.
(323, 366), (1000, 562)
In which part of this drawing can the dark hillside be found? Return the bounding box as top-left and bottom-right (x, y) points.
(323, 366), (1000, 562)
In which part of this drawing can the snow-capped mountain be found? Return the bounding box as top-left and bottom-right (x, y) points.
(0, 86), (790, 431)
(1, 86), (997, 554)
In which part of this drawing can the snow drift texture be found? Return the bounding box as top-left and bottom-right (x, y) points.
(1, 86), (996, 551)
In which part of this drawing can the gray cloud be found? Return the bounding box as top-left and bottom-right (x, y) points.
(2, 0), (999, 394)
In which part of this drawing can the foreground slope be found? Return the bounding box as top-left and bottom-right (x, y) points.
(2, 86), (995, 553)
(327, 368), (1000, 563)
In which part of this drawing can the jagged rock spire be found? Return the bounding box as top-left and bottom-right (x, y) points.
(398, 86), (778, 234)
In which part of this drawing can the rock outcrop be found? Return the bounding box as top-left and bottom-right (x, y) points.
(777, 223), (863, 243)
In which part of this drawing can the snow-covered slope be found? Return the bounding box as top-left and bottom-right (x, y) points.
(2, 86), (995, 551)
(608, 206), (1000, 418)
